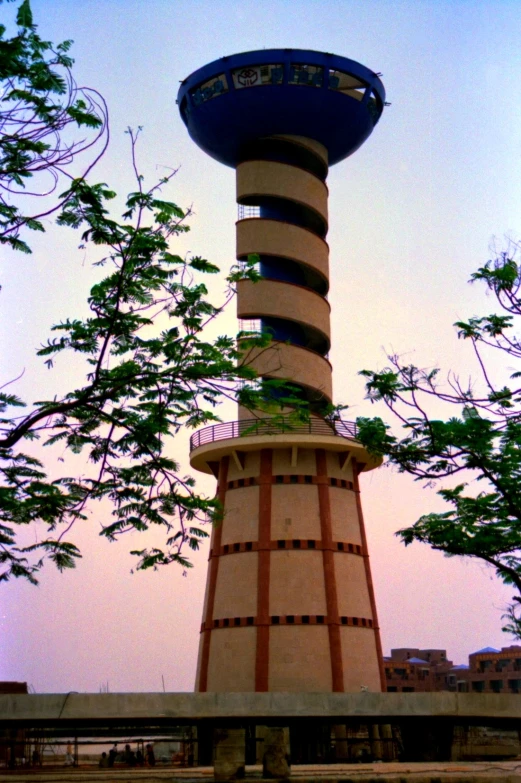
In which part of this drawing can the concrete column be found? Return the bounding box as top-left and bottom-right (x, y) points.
(255, 725), (267, 764)
(213, 728), (245, 781)
(263, 727), (290, 779)
(333, 724), (348, 760)
(380, 723), (395, 761)
(370, 723), (383, 761)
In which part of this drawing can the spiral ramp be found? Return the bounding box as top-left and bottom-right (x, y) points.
(236, 136), (334, 410)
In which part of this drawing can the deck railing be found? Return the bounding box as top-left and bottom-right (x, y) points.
(189, 417), (357, 451)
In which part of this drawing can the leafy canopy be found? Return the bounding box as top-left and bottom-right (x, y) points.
(1, 2), (312, 585)
(1, 126), (308, 584)
(0, 0), (107, 253)
(356, 246), (521, 636)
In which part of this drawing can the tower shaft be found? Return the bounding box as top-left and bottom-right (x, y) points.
(191, 136), (384, 693)
(179, 48), (387, 694)
(236, 136), (332, 413)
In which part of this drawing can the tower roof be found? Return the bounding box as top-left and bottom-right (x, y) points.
(177, 49), (385, 168)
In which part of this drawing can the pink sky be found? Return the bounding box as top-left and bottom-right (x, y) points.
(2, 0), (521, 692)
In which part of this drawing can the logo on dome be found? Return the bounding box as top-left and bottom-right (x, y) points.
(237, 68), (259, 87)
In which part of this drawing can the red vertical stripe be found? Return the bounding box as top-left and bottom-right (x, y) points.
(352, 458), (386, 692)
(197, 456), (229, 692)
(316, 449), (344, 692)
(255, 449), (272, 691)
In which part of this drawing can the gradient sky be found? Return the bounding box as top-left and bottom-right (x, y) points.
(2, 0), (521, 693)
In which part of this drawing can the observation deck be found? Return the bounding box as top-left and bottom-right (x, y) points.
(189, 417), (382, 476)
(177, 49), (385, 168)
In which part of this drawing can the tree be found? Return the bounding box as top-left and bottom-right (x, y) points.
(1, 0), (108, 253)
(1, 126), (301, 584)
(356, 244), (521, 636)
(1, 4), (306, 585)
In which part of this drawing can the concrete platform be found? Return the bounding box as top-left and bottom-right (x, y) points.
(3, 693), (521, 724)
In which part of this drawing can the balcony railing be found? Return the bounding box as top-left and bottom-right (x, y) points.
(190, 417), (358, 451)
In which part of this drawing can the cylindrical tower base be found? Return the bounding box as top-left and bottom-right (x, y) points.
(194, 439), (384, 693)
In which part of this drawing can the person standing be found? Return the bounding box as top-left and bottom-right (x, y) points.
(108, 744), (117, 767)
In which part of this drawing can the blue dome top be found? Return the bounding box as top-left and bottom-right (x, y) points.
(177, 49), (385, 168)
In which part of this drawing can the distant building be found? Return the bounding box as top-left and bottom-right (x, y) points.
(385, 648), (456, 692)
(385, 646), (521, 694)
(466, 646), (521, 694)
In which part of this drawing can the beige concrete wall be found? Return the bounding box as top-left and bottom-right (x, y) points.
(269, 625), (332, 691)
(237, 278), (331, 343)
(240, 341), (332, 402)
(271, 484), (321, 540)
(222, 486), (259, 544)
(330, 489), (362, 545)
(334, 554), (373, 618)
(236, 218), (329, 282)
(200, 560), (213, 623)
(272, 447), (317, 475)
(194, 634), (205, 690)
(326, 451), (355, 480)
(206, 627), (256, 692)
(276, 135), (329, 166)
(340, 626), (382, 692)
(213, 552), (258, 618)
(237, 160), (328, 226)
(227, 450), (260, 481)
(270, 550), (327, 616)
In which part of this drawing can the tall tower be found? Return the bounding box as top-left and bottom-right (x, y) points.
(178, 50), (386, 693)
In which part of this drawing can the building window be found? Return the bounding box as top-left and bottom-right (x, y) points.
(328, 69), (366, 100)
(289, 63), (324, 88)
(191, 73), (228, 105)
(387, 686), (398, 692)
(238, 204), (261, 220)
(471, 681), (485, 693)
(490, 680), (503, 693)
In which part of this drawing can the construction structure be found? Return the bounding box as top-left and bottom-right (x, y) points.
(178, 49), (386, 694)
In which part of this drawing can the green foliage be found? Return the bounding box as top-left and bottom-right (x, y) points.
(0, 0), (107, 252)
(1, 127), (290, 583)
(357, 246), (521, 633)
(1, 3), (314, 584)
